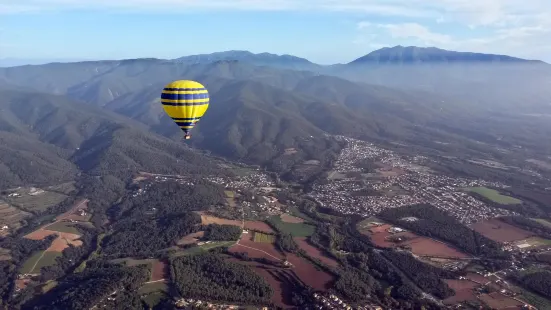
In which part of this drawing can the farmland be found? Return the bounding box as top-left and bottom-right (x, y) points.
(253, 232), (275, 243)
(170, 241), (235, 258)
(4, 188), (68, 212)
(0, 201), (31, 233)
(469, 218), (534, 242)
(24, 229), (83, 253)
(197, 212), (274, 233)
(268, 215), (315, 237)
(151, 260), (169, 281)
(224, 190), (237, 208)
(227, 233), (335, 307)
(177, 231), (205, 246)
(466, 187), (522, 205)
(44, 222), (81, 234)
(285, 254), (335, 291)
(442, 279), (479, 305)
(280, 213), (304, 224)
(139, 282), (169, 309)
(533, 218), (551, 229)
(514, 237), (551, 250)
(20, 251), (62, 274)
(479, 292), (523, 309)
(294, 237), (339, 268)
(360, 222), (469, 258)
(229, 233), (283, 263)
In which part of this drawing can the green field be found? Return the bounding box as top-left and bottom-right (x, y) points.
(224, 191), (235, 198)
(110, 258), (155, 267)
(45, 182), (77, 195)
(533, 218), (551, 229)
(6, 190), (68, 212)
(170, 241), (235, 258)
(253, 232), (275, 243)
(516, 286), (551, 310)
(142, 291), (168, 308)
(287, 206), (314, 222)
(268, 216), (316, 237)
(517, 237), (551, 249)
(20, 251), (61, 274)
(139, 282), (169, 295)
(466, 187), (522, 205)
(41, 280), (58, 293)
(44, 222), (81, 234)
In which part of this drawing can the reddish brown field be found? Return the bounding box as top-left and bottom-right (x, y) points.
(479, 292), (523, 309)
(285, 253), (335, 291)
(151, 260), (169, 281)
(364, 225), (469, 258)
(469, 219), (534, 242)
(197, 212), (274, 233)
(280, 213), (304, 224)
(177, 231), (205, 245)
(294, 237), (339, 267)
(443, 279), (480, 305)
(402, 238), (469, 258)
(47, 236), (83, 252)
(24, 229), (57, 240)
(244, 221), (274, 233)
(227, 259), (294, 308)
(229, 233), (284, 263)
(15, 279), (31, 291)
(25, 229), (82, 252)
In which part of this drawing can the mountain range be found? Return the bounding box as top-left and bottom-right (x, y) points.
(1, 45), (551, 188)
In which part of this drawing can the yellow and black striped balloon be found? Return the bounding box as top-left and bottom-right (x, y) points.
(161, 80), (209, 139)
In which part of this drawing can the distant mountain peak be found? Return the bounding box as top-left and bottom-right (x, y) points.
(349, 45), (545, 65)
(174, 50), (320, 71)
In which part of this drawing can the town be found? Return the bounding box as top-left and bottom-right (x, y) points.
(309, 136), (518, 224)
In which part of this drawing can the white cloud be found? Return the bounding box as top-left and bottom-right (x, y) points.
(2, 0), (550, 61)
(1, 0), (551, 32)
(354, 19), (551, 61)
(377, 23), (452, 45)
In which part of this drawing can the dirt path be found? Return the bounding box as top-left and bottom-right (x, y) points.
(28, 251), (47, 274)
(233, 243), (282, 261)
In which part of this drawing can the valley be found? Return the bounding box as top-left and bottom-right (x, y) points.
(0, 46), (551, 310)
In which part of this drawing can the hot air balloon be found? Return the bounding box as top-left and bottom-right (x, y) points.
(161, 80), (209, 140)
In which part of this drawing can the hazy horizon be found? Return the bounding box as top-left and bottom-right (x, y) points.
(2, 0), (551, 64)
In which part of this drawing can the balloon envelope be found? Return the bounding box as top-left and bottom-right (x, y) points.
(161, 80), (209, 138)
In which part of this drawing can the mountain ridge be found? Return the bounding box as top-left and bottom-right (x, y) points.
(3, 46), (547, 70)
(348, 45), (546, 65)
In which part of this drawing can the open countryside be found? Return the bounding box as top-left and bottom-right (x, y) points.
(359, 220), (470, 258)
(197, 211), (275, 233)
(469, 218), (535, 242)
(466, 187), (522, 205)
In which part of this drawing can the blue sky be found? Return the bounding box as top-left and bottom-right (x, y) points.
(1, 0), (550, 64)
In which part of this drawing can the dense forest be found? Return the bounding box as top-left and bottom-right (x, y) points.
(276, 233), (299, 253)
(100, 180), (227, 258)
(514, 270), (551, 299)
(383, 251), (455, 299)
(170, 253), (273, 304)
(379, 204), (507, 258)
(108, 180), (225, 220)
(22, 260), (150, 309)
(203, 224), (242, 241)
(101, 212), (201, 258)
